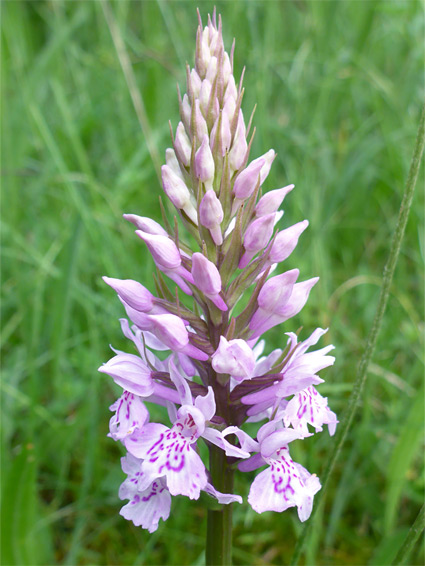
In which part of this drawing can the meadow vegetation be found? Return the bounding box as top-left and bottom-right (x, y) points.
(1, 1), (424, 564)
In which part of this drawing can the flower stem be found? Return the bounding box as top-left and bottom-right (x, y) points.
(290, 101), (425, 565)
(206, 445), (234, 566)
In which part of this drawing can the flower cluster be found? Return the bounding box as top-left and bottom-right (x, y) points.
(100, 11), (337, 533)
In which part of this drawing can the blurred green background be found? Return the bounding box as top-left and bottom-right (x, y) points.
(1, 1), (424, 564)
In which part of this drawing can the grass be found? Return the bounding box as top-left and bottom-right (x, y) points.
(1, 1), (424, 565)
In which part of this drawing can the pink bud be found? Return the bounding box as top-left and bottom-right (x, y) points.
(136, 230), (181, 270)
(120, 298), (153, 331)
(206, 56), (218, 83)
(175, 122), (191, 167)
(189, 69), (202, 98)
(181, 93), (191, 129)
(161, 165), (191, 209)
(222, 52), (232, 86)
(208, 27), (219, 54)
(239, 213), (275, 268)
(194, 99), (208, 141)
(195, 135), (215, 189)
(102, 276), (154, 312)
(161, 165), (198, 224)
(210, 97), (220, 124)
(255, 149), (276, 184)
(274, 277), (318, 318)
(199, 79), (212, 115)
(255, 185), (294, 217)
(249, 274), (317, 338)
(123, 214), (168, 236)
(211, 336), (255, 381)
(257, 269), (299, 313)
(192, 253), (227, 311)
(269, 220), (309, 263)
(233, 157), (264, 201)
(165, 148), (184, 177)
(223, 96), (236, 125)
(136, 231), (194, 295)
(224, 75), (237, 104)
(98, 353), (154, 397)
(148, 314), (209, 361)
(197, 29), (211, 76)
(229, 110), (247, 172)
(199, 190), (224, 245)
(148, 313), (189, 350)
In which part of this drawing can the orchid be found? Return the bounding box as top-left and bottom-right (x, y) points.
(100, 9), (336, 564)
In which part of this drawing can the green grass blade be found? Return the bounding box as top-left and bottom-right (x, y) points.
(391, 505), (425, 566)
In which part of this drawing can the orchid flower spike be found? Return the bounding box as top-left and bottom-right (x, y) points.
(100, 9), (336, 539)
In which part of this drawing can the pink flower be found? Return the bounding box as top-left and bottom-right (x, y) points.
(212, 336), (256, 381)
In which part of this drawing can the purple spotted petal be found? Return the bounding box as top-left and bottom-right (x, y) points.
(284, 386), (338, 436)
(125, 423), (207, 499)
(119, 454), (171, 532)
(109, 392), (149, 441)
(248, 446), (321, 520)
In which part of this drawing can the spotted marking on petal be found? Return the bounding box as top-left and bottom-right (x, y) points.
(147, 430), (193, 473)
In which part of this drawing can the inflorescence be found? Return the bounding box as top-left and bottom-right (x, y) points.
(99, 10), (337, 533)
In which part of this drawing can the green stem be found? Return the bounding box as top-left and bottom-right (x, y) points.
(391, 504), (425, 565)
(206, 445), (234, 566)
(290, 102), (425, 565)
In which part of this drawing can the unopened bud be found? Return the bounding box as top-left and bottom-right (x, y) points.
(123, 214), (168, 237)
(199, 79), (212, 115)
(136, 230), (181, 270)
(165, 148), (184, 178)
(257, 269), (299, 313)
(250, 149), (276, 185)
(194, 99), (208, 142)
(229, 110), (247, 172)
(222, 52), (231, 86)
(161, 165), (191, 209)
(232, 157), (264, 209)
(199, 190), (224, 245)
(269, 220), (309, 264)
(149, 313), (189, 350)
(239, 213), (275, 268)
(148, 313), (209, 361)
(192, 252), (227, 311)
(181, 93), (191, 129)
(275, 278), (319, 319)
(189, 69), (202, 98)
(224, 74), (237, 104)
(255, 185), (294, 217)
(206, 56), (218, 84)
(195, 135), (215, 190)
(223, 96), (236, 125)
(175, 122), (191, 167)
(103, 276), (155, 312)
